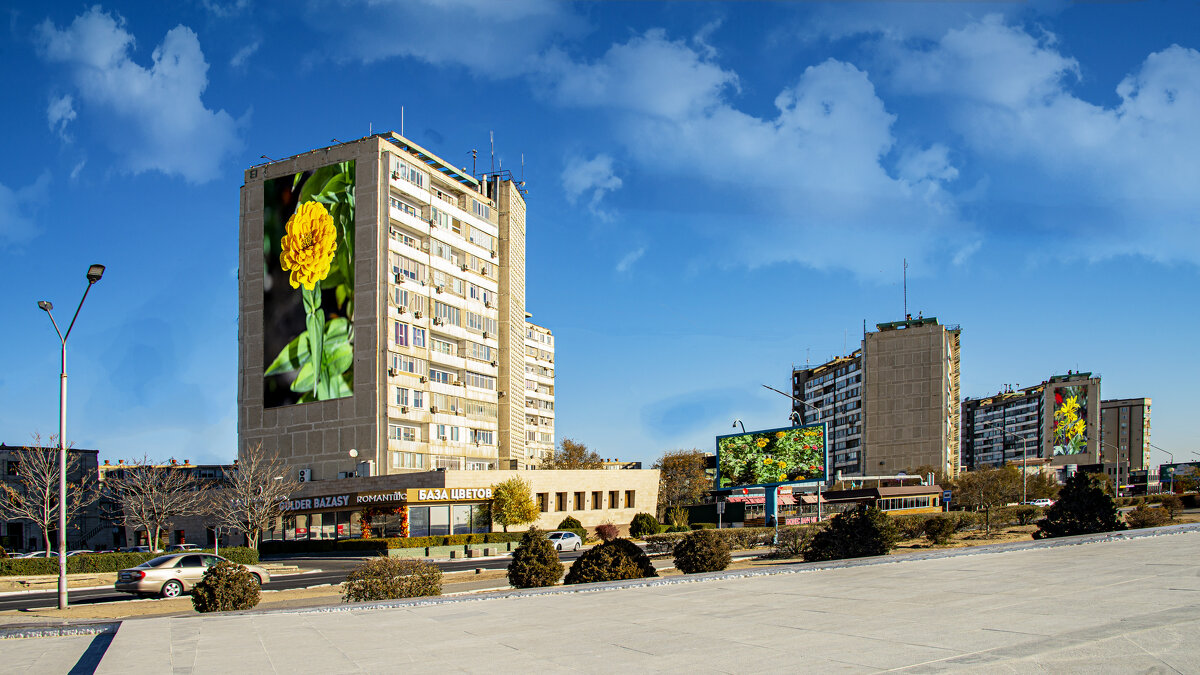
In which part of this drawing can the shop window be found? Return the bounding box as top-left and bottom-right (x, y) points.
(574, 492), (585, 510)
(556, 492), (567, 511)
(625, 491), (635, 509)
(537, 493), (549, 513)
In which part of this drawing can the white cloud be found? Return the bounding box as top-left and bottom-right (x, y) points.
(537, 32), (972, 278)
(36, 7), (244, 184)
(615, 246), (645, 274)
(70, 158), (86, 181)
(46, 94), (76, 139)
(883, 16), (1200, 263)
(229, 40), (259, 68)
(0, 173), (51, 246)
(562, 153), (622, 213)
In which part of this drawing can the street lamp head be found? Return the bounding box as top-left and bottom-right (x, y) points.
(86, 264), (106, 284)
(38, 300), (53, 312)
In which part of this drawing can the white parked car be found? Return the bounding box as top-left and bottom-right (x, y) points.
(546, 531), (582, 552)
(1027, 499), (1055, 508)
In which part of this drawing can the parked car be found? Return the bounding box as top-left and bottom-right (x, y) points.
(546, 531), (582, 552)
(114, 553), (271, 599)
(65, 550), (93, 557)
(166, 544), (201, 552)
(15, 551), (49, 558)
(118, 546), (153, 553)
(1026, 499), (1055, 508)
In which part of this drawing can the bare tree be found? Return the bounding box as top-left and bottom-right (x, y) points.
(0, 435), (98, 555)
(208, 444), (299, 549)
(102, 456), (206, 551)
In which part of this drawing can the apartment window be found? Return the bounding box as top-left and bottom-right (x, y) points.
(592, 491), (603, 510)
(465, 371), (495, 390)
(412, 390), (424, 409)
(434, 301), (460, 327)
(526, 430), (537, 441)
(463, 399), (496, 419)
(471, 199), (490, 220)
(608, 491), (619, 510)
(556, 492), (567, 511)
(6, 460), (18, 476)
(471, 429), (494, 445)
(537, 493), (549, 513)
(411, 327), (426, 349)
(389, 353), (426, 376)
(467, 342), (492, 362)
(394, 159), (425, 188)
(466, 311), (485, 332)
(391, 452), (425, 469)
(393, 254), (423, 282)
(430, 206), (453, 230)
(431, 338), (455, 356)
(392, 286), (409, 309)
(394, 321), (408, 347)
(468, 226), (494, 250)
(429, 368), (454, 385)
(390, 196), (420, 218)
(395, 387), (409, 406)
(574, 492), (585, 510)
(625, 491), (635, 508)
(388, 424), (418, 442)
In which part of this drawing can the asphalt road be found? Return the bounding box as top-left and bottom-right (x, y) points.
(0, 548), (588, 613)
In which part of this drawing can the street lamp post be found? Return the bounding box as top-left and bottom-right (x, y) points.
(1149, 444), (1174, 493)
(38, 263), (105, 610)
(1098, 440), (1126, 498)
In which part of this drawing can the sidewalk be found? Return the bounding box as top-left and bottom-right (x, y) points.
(4, 526), (1195, 673)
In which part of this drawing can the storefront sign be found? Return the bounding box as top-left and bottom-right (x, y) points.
(281, 494), (352, 512)
(356, 491), (407, 505)
(408, 487), (494, 502)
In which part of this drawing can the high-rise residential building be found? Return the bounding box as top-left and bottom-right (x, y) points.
(1100, 397), (1151, 472)
(523, 318), (556, 464)
(792, 317), (960, 478)
(960, 372), (1101, 472)
(238, 133), (553, 479)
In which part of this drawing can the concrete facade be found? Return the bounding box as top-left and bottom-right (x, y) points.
(792, 351), (863, 475)
(0, 444), (105, 553)
(524, 320), (555, 465)
(1100, 397), (1151, 472)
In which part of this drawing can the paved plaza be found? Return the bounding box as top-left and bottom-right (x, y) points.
(4, 528), (1199, 673)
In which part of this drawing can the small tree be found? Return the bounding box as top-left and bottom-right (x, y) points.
(103, 456), (206, 550)
(490, 477), (539, 532)
(1157, 494), (1183, 520)
(539, 438), (604, 469)
(595, 522), (619, 542)
(804, 506), (899, 562)
(209, 444), (300, 549)
(1034, 472), (1123, 539)
(653, 450), (711, 518)
(507, 530), (564, 588)
(923, 516), (957, 545)
(954, 465), (1022, 536)
(557, 515), (583, 530)
(0, 436), (98, 555)
(673, 529), (731, 574)
(1125, 504), (1170, 529)
(191, 560), (261, 613)
(629, 512), (660, 538)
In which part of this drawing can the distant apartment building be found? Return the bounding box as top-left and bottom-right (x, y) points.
(238, 133), (554, 479)
(1100, 398), (1151, 472)
(793, 317), (960, 478)
(524, 319), (556, 465)
(0, 443), (104, 553)
(960, 372), (1101, 472)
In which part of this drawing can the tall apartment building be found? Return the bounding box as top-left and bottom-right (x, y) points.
(524, 319), (556, 464)
(960, 373), (1101, 472)
(238, 133), (553, 479)
(793, 317), (960, 478)
(1100, 398), (1151, 472)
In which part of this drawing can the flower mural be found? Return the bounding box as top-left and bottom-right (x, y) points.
(717, 425), (826, 488)
(1052, 386), (1088, 455)
(262, 160), (356, 408)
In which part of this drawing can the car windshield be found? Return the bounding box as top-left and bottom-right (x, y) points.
(137, 555), (179, 568)
(548, 533), (563, 538)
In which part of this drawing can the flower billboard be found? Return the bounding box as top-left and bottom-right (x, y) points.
(262, 160), (356, 408)
(1052, 385), (1088, 456)
(716, 423), (827, 489)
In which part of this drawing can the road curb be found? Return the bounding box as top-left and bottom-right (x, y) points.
(0, 620), (120, 641)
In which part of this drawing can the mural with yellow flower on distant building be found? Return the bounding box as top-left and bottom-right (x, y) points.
(1052, 386), (1088, 455)
(717, 424), (826, 488)
(262, 160), (356, 408)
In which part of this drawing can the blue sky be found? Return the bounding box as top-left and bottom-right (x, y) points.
(1, 1), (1197, 469)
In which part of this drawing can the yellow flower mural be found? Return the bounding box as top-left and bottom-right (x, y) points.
(280, 201), (337, 290)
(1053, 386), (1089, 455)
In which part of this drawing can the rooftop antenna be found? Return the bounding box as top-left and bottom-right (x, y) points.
(471, 149), (477, 177)
(903, 258), (908, 319)
(401, 106), (404, 137)
(490, 131), (495, 173)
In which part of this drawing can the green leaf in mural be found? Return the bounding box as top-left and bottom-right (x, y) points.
(264, 333), (310, 377)
(290, 361), (315, 393)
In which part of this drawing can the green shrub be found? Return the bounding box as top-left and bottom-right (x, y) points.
(1008, 505), (1043, 526)
(923, 516), (957, 545)
(595, 523), (619, 542)
(672, 529), (731, 574)
(951, 512), (979, 532)
(664, 525), (690, 533)
(989, 507), (1019, 529)
(1156, 494), (1183, 519)
(805, 506), (899, 562)
(891, 514), (932, 539)
(342, 557), (442, 603)
(208, 547), (260, 565)
(557, 515), (583, 530)
(191, 560), (261, 613)
(644, 527), (776, 555)
(1035, 472), (1123, 539)
(506, 530), (563, 589)
(1125, 504), (1171, 529)
(689, 523), (717, 530)
(766, 525), (820, 559)
(629, 513), (660, 538)
(564, 538), (658, 585)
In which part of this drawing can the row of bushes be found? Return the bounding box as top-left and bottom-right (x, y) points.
(259, 530), (589, 556)
(643, 527), (777, 554)
(0, 547), (260, 577)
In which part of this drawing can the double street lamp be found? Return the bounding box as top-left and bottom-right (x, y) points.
(38, 263), (105, 610)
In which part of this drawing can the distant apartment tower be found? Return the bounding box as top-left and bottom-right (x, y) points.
(793, 317), (960, 478)
(524, 318), (556, 464)
(1100, 398), (1151, 472)
(960, 373), (1101, 472)
(238, 133), (553, 479)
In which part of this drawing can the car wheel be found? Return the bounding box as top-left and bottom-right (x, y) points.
(573, 542), (580, 551)
(160, 580), (184, 599)
(555, 543), (562, 551)
(251, 574), (262, 587)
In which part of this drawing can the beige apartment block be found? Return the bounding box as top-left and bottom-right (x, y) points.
(863, 318), (961, 477)
(524, 319), (556, 465)
(1100, 397), (1150, 472)
(239, 134), (552, 481)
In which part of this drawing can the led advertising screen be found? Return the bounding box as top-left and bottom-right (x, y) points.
(716, 423), (827, 489)
(262, 160), (356, 408)
(1052, 385), (1087, 455)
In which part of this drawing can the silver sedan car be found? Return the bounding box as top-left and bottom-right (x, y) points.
(546, 531), (582, 551)
(115, 553), (271, 598)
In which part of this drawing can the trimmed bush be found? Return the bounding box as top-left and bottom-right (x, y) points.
(673, 529), (731, 574)
(507, 530), (564, 589)
(342, 557), (442, 603)
(663, 525), (689, 533)
(1125, 504), (1171, 529)
(689, 523), (717, 530)
(644, 527), (776, 555)
(1035, 472), (1123, 539)
(891, 514), (932, 540)
(805, 506), (899, 562)
(191, 560), (261, 613)
(766, 525), (820, 559)
(556, 515), (583, 530)
(629, 513), (660, 538)
(595, 523), (619, 542)
(1008, 505), (1043, 526)
(951, 512), (979, 532)
(0, 548), (260, 577)
(923, 516), (957, 545)
(565, 538), (658, 585)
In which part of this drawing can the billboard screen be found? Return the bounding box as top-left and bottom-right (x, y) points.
(262, 160), (356, 408)
(1052, 385), (1087, 455)
(716, 423), (827, 489)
